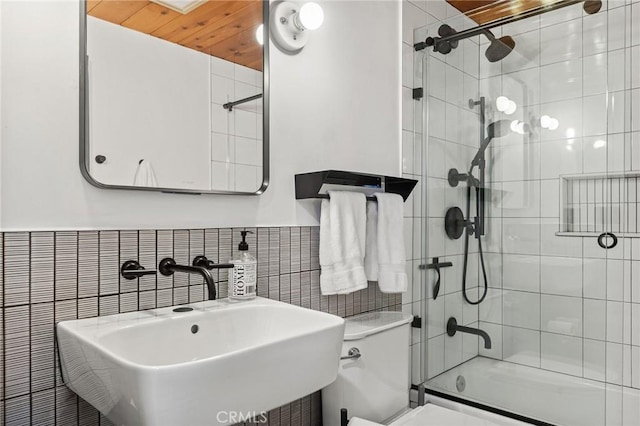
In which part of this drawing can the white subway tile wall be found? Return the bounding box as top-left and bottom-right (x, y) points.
(408, 1), (483, 381)
(474, 0), (640, 390)
(404, 1), (640, 415)
(0, 229), (401, 425)
(210, 57), (263, 192)
(405, 0), (640, 417)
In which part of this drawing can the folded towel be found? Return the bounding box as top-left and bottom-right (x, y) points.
(133, 159), (158, 187)
(319, 191), (368, 295)
(348, 417), (383, 426)
(364, 201), (379, 281)
(374, 193), (408, 293)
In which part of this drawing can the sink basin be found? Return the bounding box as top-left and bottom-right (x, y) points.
(57, 297), (345, 425)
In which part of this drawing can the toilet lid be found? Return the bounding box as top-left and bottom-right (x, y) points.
(343, 311), (413, 341)
(389, 404), (503, 426)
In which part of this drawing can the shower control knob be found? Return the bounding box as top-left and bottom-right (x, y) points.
(445, 207), (467, 240)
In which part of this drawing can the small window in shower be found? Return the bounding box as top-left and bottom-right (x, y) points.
(560, 173), (640, 235)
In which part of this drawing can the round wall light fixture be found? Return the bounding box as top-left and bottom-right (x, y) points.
(270, 1), (324, 52)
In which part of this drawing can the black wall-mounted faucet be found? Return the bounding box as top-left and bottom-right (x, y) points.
(158, 258), (223, 301)
(192, 255), (234, 271)
(447, 317), (492, 349)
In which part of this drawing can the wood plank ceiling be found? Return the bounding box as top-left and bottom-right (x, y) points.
(88, 0), (263, 70)
(447, 0), (568, 24)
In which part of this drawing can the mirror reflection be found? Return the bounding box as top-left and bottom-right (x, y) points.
(82, 0), (266, 193)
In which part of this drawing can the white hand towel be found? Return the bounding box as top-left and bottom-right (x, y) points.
(348, 417), (383, 426)
(374, 193), (408, 293)
(319, 199), (334, 291)
(364, 201), (379, 281)
(133, 160), (158, 187)
(319, 191), (368, 295)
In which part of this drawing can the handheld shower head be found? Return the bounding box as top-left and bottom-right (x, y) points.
(471, 119), (513, 169)
(487, 119), (512, 139)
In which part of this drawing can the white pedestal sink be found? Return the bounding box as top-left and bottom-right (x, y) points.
(57, 297), (345, 425)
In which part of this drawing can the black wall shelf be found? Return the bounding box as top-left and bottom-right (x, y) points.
(295, 170), (418, 202)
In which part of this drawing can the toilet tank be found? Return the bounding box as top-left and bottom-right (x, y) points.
(322, 311), (413, 426)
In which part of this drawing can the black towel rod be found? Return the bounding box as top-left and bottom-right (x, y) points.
(314, 193), (381, 202)
(295, 170), (418, 202)
(223, 94), (262, 111)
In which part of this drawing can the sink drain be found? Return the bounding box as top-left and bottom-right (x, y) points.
(191, 324), (199, 334)
(456, 375), (466, 392)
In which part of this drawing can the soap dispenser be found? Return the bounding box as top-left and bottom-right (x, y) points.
(229, 231), (257, 300)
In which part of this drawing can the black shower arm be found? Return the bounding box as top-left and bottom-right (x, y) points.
(416, 0), (583, 49)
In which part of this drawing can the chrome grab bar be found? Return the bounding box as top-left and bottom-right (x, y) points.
(340, 348), (361, 361)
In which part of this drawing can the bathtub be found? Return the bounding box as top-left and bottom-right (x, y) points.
(425, 357), (640, 426)
(389, 395), (528, 426)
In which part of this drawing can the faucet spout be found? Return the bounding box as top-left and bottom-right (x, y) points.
(447, 317), (492, 349)
(192, 255), (234, 271)
(159, 258), (218, 300)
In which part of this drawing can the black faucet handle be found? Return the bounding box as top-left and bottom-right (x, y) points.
(192, 255), (234, 270)
(121, 260), (157, 280)
(192, 255), (213, 269)
(158, 258), (177, 276)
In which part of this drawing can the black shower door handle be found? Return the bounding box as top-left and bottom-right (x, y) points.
(421, 257), (453, 300)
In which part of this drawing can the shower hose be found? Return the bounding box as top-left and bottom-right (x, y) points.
(462, 185), (489, 305)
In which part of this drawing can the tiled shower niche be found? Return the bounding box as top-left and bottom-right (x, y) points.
(561, 172), (640, 235)
(0, 228), (402, 425)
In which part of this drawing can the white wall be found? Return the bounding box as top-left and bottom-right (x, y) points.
(87, 17), (211, 191)
(0, 0), (401, 231)
(0, 0), (2, 228)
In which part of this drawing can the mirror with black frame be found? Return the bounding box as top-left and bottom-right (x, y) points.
(80, 0), (268, 194)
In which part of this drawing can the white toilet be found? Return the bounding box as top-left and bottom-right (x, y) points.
(322, 311), (480, 426)
(322, 311), (525, 426)
(322, 311), (429, 425)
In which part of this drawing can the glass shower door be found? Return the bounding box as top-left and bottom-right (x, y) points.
(416, 1), (637, 424)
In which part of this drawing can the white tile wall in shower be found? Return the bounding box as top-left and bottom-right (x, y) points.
(583, 92), (607, 136)
(402, 0), (439, 384)
(415, 3), (484, 379)
(408, 0), (640, 398)
(540, 332), (583, 376)
(503, 326), (540, 367)
(458, 0), (640, 393)
(503, 290), (540, 330)
(210, 57), (263, 192)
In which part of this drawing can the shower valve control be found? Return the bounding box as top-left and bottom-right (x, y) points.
(445, 207), (473, 240)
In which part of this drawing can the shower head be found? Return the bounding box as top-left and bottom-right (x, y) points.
(486, 36), (516, 62)
(583, 0), (602, 14)
(483, 30), (516, 62)
(470, 120), (513, 169)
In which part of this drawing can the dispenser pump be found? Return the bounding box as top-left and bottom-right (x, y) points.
(239, 231), (251, 251)
(228, 230), (256, 300)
